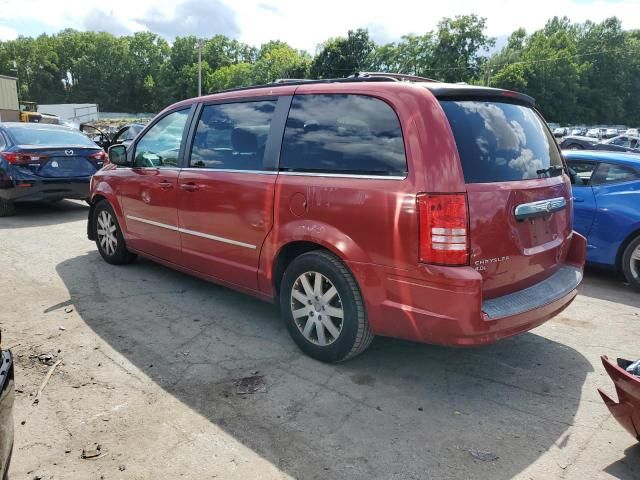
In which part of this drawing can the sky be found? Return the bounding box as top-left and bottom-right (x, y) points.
(0, 0), (638, 52)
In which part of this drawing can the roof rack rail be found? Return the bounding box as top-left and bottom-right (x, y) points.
(209, 75), (395, 94)
(208, 72), (438, 95)
(350, 72), (440, 83)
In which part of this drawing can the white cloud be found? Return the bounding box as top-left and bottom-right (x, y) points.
(0, 24), (18, 41)
(0, 0), (636, 51)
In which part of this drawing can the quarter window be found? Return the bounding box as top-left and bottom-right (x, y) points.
(279, 94), (407, 176)
(134, 109), (189, 168)
(190, 101), (277, 170)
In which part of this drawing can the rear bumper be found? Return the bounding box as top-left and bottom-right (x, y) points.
(598, 356), (640, 441)
(0, 350), (14, 479)
(0, 176), (90, 202)
(349, 232), (586, 346)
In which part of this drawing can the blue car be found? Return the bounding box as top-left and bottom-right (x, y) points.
(0, 123), (107, 216)
(564, 150), (640, 289)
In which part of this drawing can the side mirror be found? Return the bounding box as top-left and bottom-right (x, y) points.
(108, 144), (129, 166)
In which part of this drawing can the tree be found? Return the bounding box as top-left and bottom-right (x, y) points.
(0, 18), (637, 124)
(429, 15), (495, 82)
(208, 63), (254, 92)
(310, 29), (374, 78)
(253, 42), (310, 83)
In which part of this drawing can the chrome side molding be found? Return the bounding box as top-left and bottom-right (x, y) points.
(514, 197), (567, 221)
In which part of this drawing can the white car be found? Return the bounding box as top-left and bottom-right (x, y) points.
(604, 128), (618, 139)
(553, 127), (568, 138)
(625, 128), (639, 136)
(586, 128), (601, 138)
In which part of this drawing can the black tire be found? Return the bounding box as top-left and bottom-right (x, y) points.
(621, 235), (640, 291)
(567, 143), (584, 150)
(279, 250), (373, 363)
(93, 200), (137, 265)
(0, 198), (15, 217)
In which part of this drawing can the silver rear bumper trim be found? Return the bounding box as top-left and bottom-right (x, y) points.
(482, 266), (582, 320)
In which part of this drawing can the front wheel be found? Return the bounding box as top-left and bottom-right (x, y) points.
(622, 236), (640, 291)
(279, 250), (373, 363)
(93, 200), (137, 265)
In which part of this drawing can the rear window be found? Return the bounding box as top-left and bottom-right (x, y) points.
(6, 126), (96, 148)
(280, 94), (407, 176)
(440, 100), (562, 183)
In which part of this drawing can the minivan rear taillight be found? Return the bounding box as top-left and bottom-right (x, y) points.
(417, 193), (469, 266)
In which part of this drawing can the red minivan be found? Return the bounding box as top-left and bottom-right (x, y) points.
(88, 74), (586, 362)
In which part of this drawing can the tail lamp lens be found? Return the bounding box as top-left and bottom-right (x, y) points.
(88, 151), (108, 164)
(417, 193), (469, 265)
(2, 152), (48, 165)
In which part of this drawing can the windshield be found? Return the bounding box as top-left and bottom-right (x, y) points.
(440, 100), (563, 183)
(7, 126), (97, 147)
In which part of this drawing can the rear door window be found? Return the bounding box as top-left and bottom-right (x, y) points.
(439, 100), (562, 183)
(279, 94), (406, 176)
(190, 100), (277, 171)
(592, 163), (640, 185)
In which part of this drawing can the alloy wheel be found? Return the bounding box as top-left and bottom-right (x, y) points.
(290, 271), (344, 346)
(630, 244), (640, 279)
(96, 210), (118, 256)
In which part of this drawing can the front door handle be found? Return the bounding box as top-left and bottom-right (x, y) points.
(572, 197), (584, 203)
(159, 181), (174, 190)
(180, 182), (199, 192)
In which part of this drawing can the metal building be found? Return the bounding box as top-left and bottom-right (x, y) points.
(0, 75), (19, 122)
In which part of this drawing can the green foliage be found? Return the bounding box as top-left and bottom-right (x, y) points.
(311, 29), (375, 78)
(487, 16), (640, 125)
(0, 17), (638, 125)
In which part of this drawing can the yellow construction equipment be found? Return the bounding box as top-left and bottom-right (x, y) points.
(19, 101), (60, 124)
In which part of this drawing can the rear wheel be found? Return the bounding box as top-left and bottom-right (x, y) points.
(0, 198), (15, 217)
(566, 143), (583, 150)
(93, 200), (137, 265)
(622, 235), (640, 291)
(280, 250), (373, 363)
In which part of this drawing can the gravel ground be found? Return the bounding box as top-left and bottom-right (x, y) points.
(1, 200), (639, 480)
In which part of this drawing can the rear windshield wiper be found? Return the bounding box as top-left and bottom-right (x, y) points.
(536, 165), (564, 178)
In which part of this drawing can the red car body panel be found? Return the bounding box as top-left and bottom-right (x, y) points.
(90, 80), (586, 347)
(177, 170), (276, 290)
(119, 168), (181, 263)
(466, 177), (574, 299)
(599, 356), (640, 441)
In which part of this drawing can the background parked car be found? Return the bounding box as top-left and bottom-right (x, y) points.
(553, 127), (568, 138)
(109, 123), (145, 149)
(626, 128), (639, 136)
(560, 134), (640, 153)
(586, 128), (601, 138)
(565, 150), (640, 289)
(604, 128), (619, 139)
(0, 328), (14, 480)
(570, 127), (587, 136)
(80, 122), (144, 150)
(0, 123), (108, 216)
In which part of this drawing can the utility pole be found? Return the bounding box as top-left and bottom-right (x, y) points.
(11, 61), (19, 101)
(198, 40), (202, 97)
